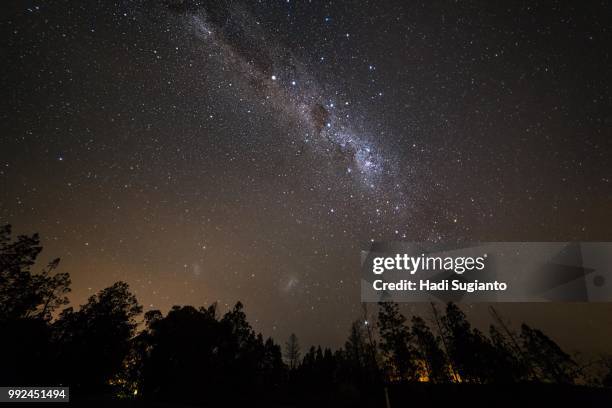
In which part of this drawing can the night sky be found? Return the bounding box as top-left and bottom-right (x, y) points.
(1, 1), (611, 353)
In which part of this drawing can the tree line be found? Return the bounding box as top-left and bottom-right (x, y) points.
(2, 224), (612, 405)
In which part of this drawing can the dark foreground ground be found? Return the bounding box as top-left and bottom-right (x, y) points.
(8, 383), (612, 408)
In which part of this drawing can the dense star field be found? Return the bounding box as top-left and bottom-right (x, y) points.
(1, 1), (611, 351)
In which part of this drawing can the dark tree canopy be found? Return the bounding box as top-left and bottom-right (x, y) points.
(284, 333), (301, 370)
(2, 226), (606, 406)
(521, 323), (579, 385)
(0, 224), (70, 321)
(378, 301), (417, 381)
(53, 281), (143, 392)
(411, 315), (450, 383)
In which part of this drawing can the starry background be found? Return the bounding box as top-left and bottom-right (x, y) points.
(1, 1), (611, 353)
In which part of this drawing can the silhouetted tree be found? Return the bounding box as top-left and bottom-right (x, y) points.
(0, 224), (70, 321)
(261, 336), (285, 389)
(321, 347), (337, 385)
(284, 333), (301, 370)
(221, 301), (256, 350)
(411, 315), (450, 383)
(0, 224), (70, 386)
(520, 323), (578, 384)
(378, 302), (417, 382)
(442, 303), (496, 383)
(294, 344), (340, 397)
(138, 301), (284, 405)
(220, 301), (263, 393)
(139, 305), (223, 402)
(488, 325), (529, 382)
(53, 281), (142, 393)
(345, 320), (369, 370)
(332, 320), (376, 387)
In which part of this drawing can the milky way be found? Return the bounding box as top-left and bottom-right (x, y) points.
(182, 3), (404, 203)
